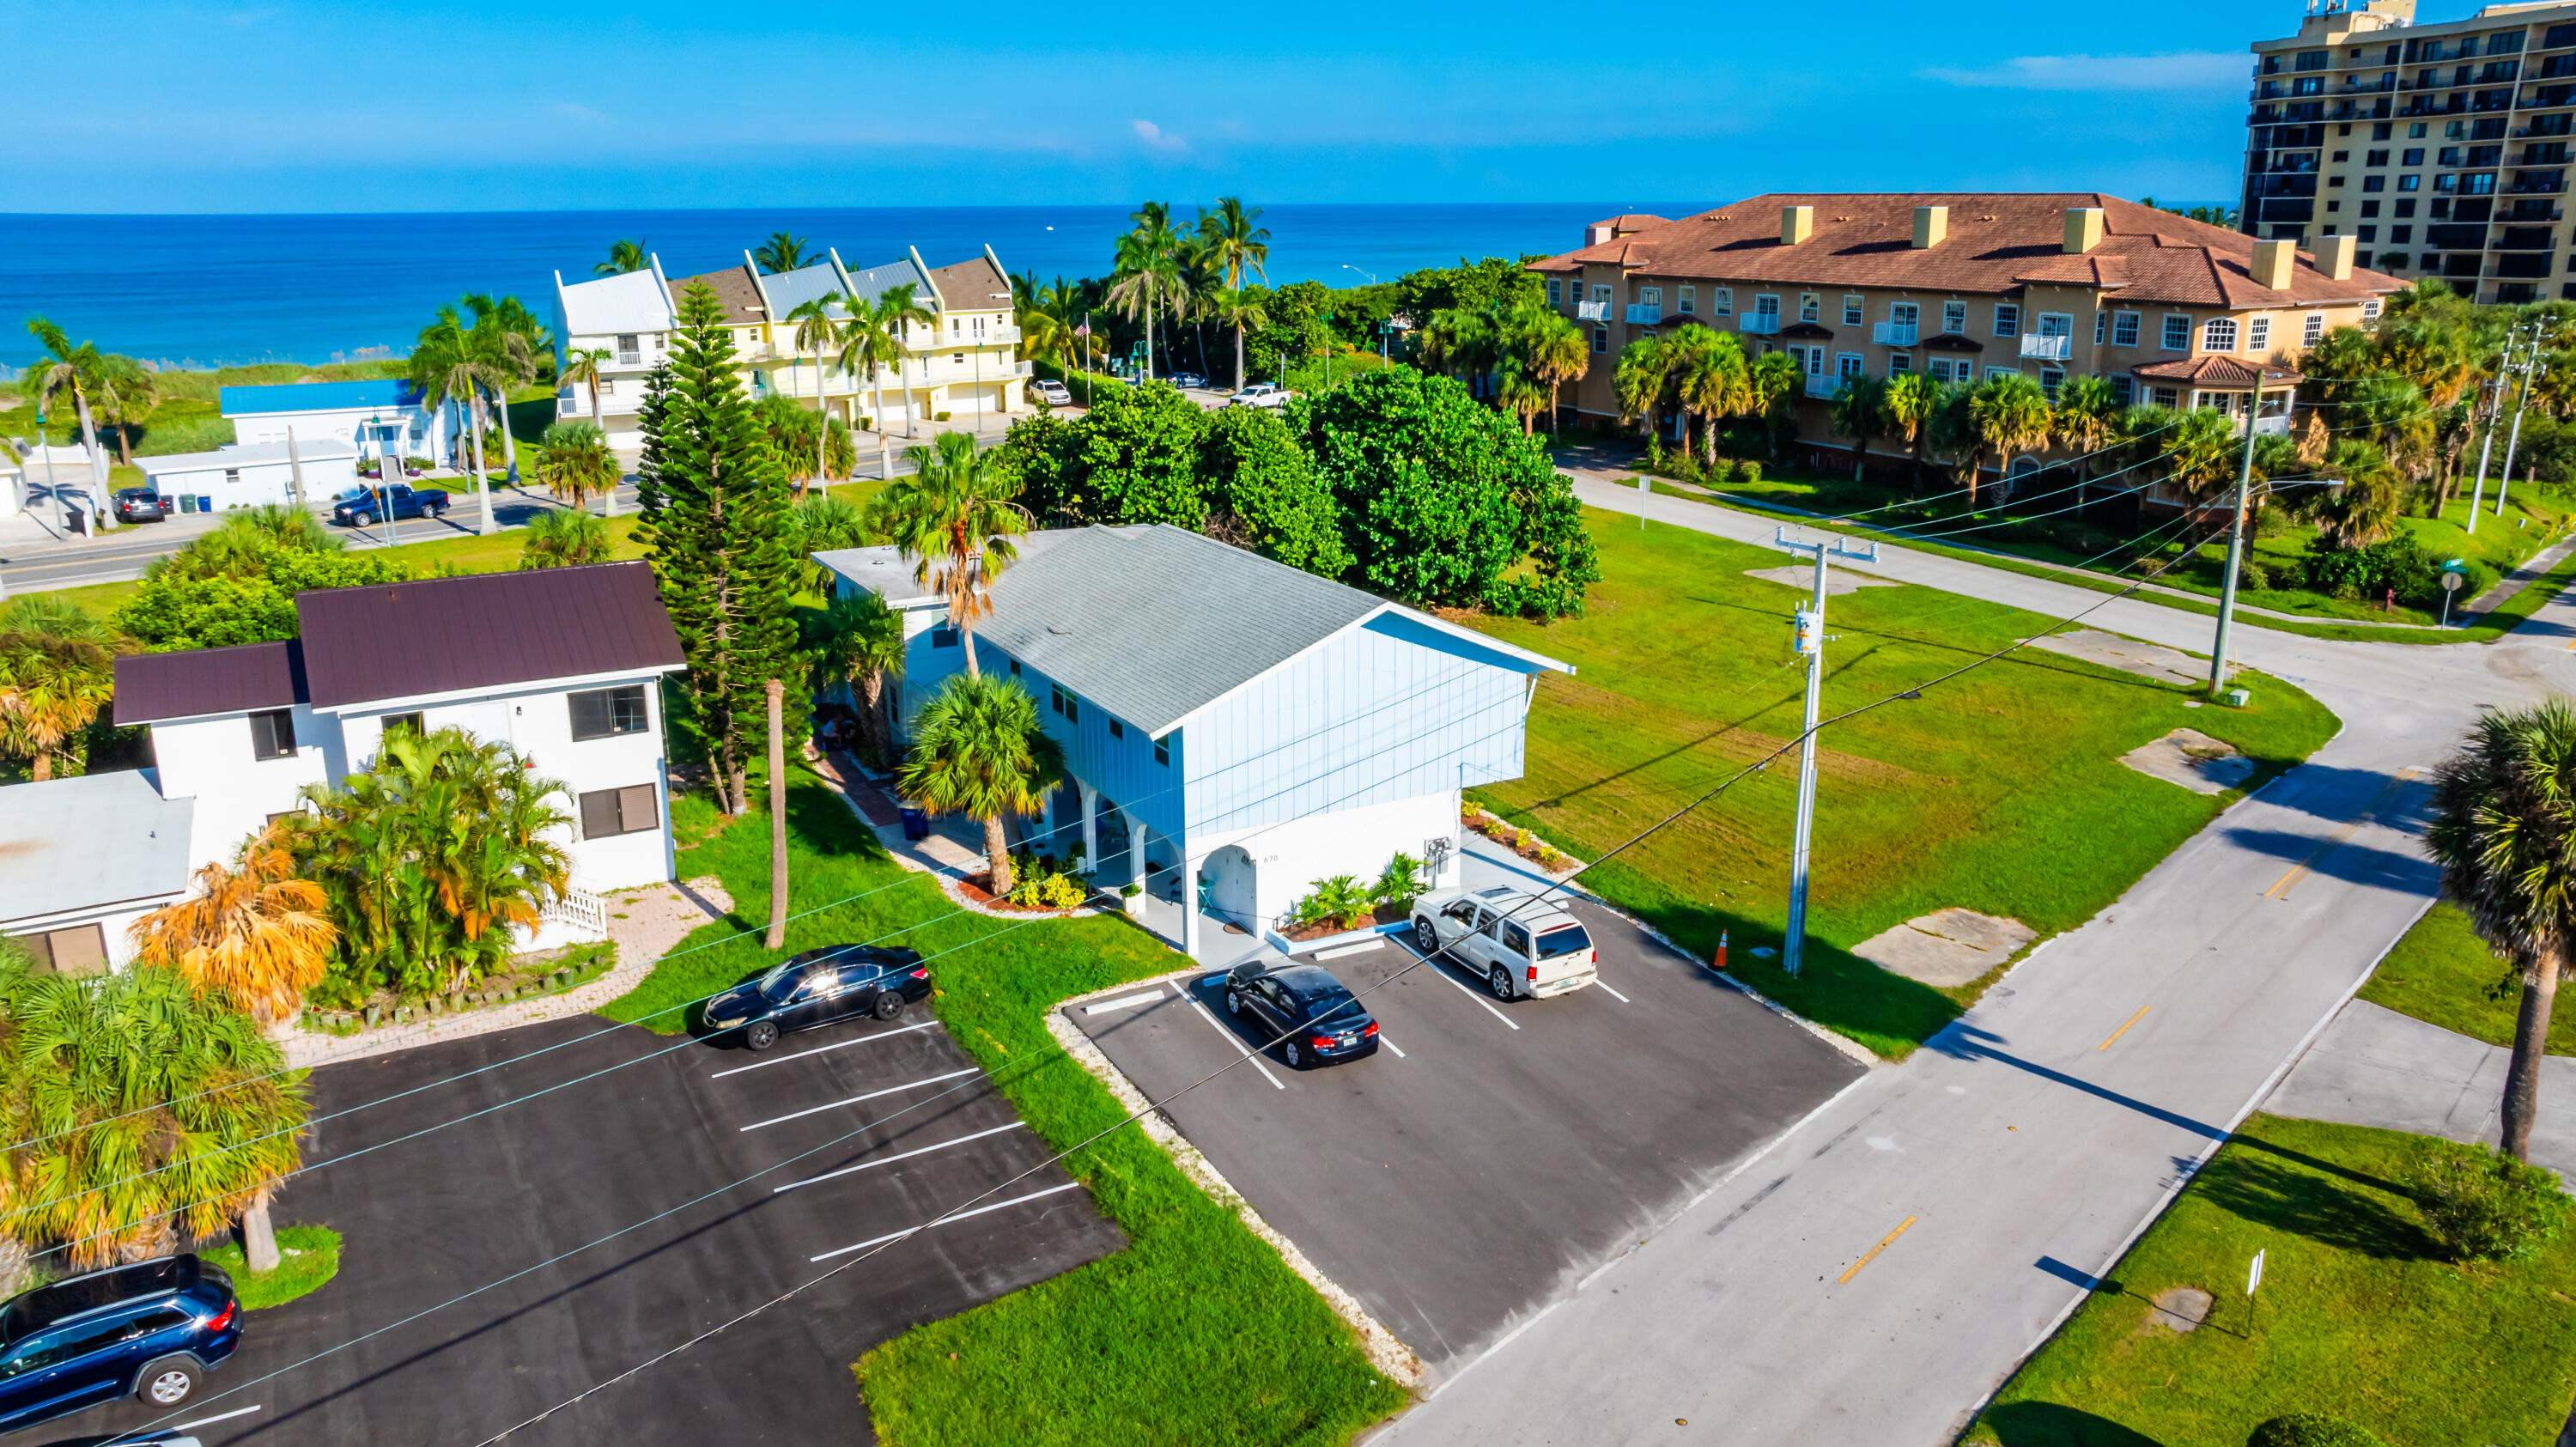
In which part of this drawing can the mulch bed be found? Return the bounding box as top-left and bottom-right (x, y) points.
(953, 871), (1078, 915)
(1280, 904), (1409, 943)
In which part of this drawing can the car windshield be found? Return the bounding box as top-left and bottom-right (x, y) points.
(755, 960), (807, 1000)
(1535, 925), (1593, 960)
(1303, 987), (1363, 1024)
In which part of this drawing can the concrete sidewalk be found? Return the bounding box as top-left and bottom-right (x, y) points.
(2265, 997), (2576, 1178)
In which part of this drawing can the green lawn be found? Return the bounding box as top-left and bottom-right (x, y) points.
(600, 771), (1406, 1446)
(1460, 509), (2341, 1059)
(201, 1225), (343, 1310)
(1966, 1116), (2576, 1447)
(2359, 903), (2575, 1056)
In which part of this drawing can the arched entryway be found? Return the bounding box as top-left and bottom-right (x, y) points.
(2002, 454), (2041, 502)
(1200, 846), (1258, 933)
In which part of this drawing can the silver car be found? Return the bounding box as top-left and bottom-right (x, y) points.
(1031, 379), (1073, 405)
(1412, 887), (1599, 1000)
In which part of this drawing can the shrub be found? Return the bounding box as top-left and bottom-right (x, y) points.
(1371, 853), (1424, 910)
(1301, 874), (1376, 931)
(935, 410), (951, 423)
(2246, 1413), (2389, 1447)
(1735, 459), (1763, 486)
(2412, 1139), (2574, 1262)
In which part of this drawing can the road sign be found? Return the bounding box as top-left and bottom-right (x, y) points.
(2246, 1248), (2264, 1297)
(2442, 570), (2464, 593)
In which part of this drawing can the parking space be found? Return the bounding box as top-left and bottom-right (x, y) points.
(33, 1008), (1122, 1446)
(1072, 897), (1862, 1380)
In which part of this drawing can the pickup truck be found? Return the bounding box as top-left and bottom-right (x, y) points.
(1225, 383), (1288, 410)
(330, 484), (450, 527)
(1411, 886), (1598, 1001)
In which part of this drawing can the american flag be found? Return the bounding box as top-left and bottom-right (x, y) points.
(1073, 323), (1092, 337)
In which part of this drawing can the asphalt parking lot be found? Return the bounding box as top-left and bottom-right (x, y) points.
(1071, 894), (1862, 1381)
(32, 1009), (1121, 1446)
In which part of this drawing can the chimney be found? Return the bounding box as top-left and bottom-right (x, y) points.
(1586, 222), (1614, 247)
(2251, 238), (2298, 290)
(2312, 234), (2357, 282)
(2063, 207), (2105, 254)
(1912, 206), (1947, 249)
(1781, 205), (1814, 246)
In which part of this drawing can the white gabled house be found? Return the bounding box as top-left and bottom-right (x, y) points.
(0, 772), (197, 976)
(817, 525), (1573, 960)
(220, 379), (459, 470)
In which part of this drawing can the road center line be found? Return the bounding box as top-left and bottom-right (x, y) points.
(2097, 1006), (2151, 1052)
(2263, 767), (2419, 899)
(173, 1404), (265, 1429)
(771, 1122), (1022, 1194)
(1392, 936), (1522, 1030)
(1837, 1216), (1918, 1285)
(708, 1020), (938, 1077)
(739, 1068), (981, 1131)
(1187, 998), (1287, 1089)
(808, 1182), (1084, 1261)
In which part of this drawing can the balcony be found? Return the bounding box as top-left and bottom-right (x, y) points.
(615, 350), (642, 367)
(1626, 303), (1662, 325)
(2020, 334), (2074, 362)
(2253, 414), (2293, 436)
(1874, 322), (1919, 346)
(1802, 374), (1844, 400)
(1740, 313), (1782, 336)
(987, 324), (1022, 345)
(1576, 300), (1609, 322)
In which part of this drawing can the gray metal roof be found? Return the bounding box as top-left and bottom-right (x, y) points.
(841, 256), (935, 311)
(762, 262), (853, 321)
(822, 525), (1570, 737)
(0, 771), (195, 925)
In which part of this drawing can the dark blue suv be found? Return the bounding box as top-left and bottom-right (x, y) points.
(0, 1255), (240, 1432)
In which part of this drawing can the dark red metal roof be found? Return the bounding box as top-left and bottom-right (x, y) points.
(114, 640), (306, 726)
(297, 561), (684, 709)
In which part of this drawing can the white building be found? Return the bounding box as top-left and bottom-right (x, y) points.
(111, 562), (689, 951)
(0, 771), (196, 976)
(136, 438), (360, 513)
(220, 379), (459, 469)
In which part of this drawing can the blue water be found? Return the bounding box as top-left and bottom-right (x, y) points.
(0, 203), (1668, 374)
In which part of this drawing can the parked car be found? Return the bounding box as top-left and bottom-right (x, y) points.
(1031, 378), (1074, 406)
(1167, 371), (1206, 391)
(701, 944), (932, 1050)
(0, 1254), (241, 1434)
(112, 487), (171, 523)
(1225, 383), (1287, 410)
(1222, 961), (1379, 1068)
(1411, 887), (1598, 1000)
(329, 483), (450, 527)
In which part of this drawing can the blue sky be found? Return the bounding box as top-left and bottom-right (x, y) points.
(7, 1), (2508, 214)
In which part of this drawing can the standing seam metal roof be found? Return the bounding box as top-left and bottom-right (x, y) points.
(295, 562), (685, 709)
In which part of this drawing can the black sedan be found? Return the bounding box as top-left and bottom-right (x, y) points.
(1222, 961), (1380, 1068)
(702, 945), (931, 1050)
(113, 487), (170, 522)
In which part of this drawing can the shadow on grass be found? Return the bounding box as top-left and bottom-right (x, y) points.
(1978, 1401), (2168, 1446)
(2194, 1133), (2436, 1262)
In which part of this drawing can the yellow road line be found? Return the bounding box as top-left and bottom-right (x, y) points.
(1837, 1216), (1917, 1285)
(2098, 1006), (2151, 1052)
(2264, 767), (2419, 899)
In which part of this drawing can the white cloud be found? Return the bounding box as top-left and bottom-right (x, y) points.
(556, 101), (605, 122)
(1130, 119), (1187, 152)
(1920, 52), (2246, 92)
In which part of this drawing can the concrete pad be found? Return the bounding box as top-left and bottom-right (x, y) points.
(2122, 728), (2257, 796)
(2026, 627), (2200, 686)
(1850, 908), (2038, 987)
(1745, 564), (1899, 595)
(2268, 999), (2576, 1180)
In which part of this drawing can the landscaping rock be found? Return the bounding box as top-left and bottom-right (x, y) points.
(1851, 909), (2038, 988)
(2121, 728), (2256, 796)
(2023, 628), (2202, 687)
(1743, 564), (1898, 596)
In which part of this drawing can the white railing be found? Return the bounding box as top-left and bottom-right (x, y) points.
(1576, 300), (1610, 322)
(989, 325), (1021, 344)
(1874, 323), (1919, 346)
(1804, 374), (1844, 400)
(1009, 359), (1034, 377)
(2020, 334), (2074, 361)
(1626, 303), (1662, 325)
(2253, 412), (2293, 435)
(1741, 313), (1782, 335)
(542, 885), (608, 940)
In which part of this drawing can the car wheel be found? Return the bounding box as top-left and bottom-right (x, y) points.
(872, 990), (907, 1022)
(743, 1018), (780, 1051)
(1488, 964), (1515, 1001)
(135, 1355), (200, 1407)
(1415, 918), (1440, 951)
(1284, 1040), (1304, 1069)
(427, 502), (447, 519)
(1224, 988), (1244, 1016)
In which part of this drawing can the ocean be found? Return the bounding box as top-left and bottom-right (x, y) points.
(0, 203), (1670, 374)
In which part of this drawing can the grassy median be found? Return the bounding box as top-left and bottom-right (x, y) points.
(2360, 903), (2576, 1056)
(1966, 1115), (2576, 1446)
(603, 772), (1405, 1446)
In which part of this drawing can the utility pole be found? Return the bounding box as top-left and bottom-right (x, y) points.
(2208, 380), (2267, 697)
(2495, 322), (2543, 525)
(286, 423), (307, 510)
(1774, 526), (1877, 978)
(2464, 329), (2518, 532)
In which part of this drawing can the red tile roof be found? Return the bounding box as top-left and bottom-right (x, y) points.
(1527, 193), (2402, 308)
(2130, 356), (2304, 386)
(1589, 214), (1669, 230)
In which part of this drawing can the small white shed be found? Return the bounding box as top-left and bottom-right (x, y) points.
(136, 439), (359, 512)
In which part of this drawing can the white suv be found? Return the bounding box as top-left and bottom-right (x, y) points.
(1411, 887), (1598, 1000)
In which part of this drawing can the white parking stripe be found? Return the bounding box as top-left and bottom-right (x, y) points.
(807, 1182), (1084, 1262)
(1187, 997), (1288, 1089)
(173, 1405), (264, 1429)
(1392, 937), (1521, 1030)
(708, 1020), (938, 1077)
(1381, 1037), (1407, 1059)
(1595, 978), (1632, 1004)
(738, 1068), (981, 1131)
(770, 1122), (1022, 1194)
(1083, 989), (1169, 1014)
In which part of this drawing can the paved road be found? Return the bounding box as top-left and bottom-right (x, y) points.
(1369, 480), (2576, 1445)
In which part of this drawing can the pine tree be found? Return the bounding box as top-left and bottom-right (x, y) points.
(635, 283), (804, 814)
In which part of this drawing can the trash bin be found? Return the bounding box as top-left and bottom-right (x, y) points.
(900, 807), (930, 842)
(197, 496), (213, 513)
(178, 494), (197, 514)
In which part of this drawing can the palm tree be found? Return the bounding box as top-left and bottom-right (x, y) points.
(1197, 198), (1271, 388)
(595, 238), (649, 277)
(1109, 203), (1183, 380)
(1014, 276), (1078, 386)
(1966, 373), (2053, 505)
(532, 419), (619, 512)
(839, 283), (935, 465)
(805, 589), (907, 766)
(2425, 699), (2576, 1162)
(2051, 374), (2122, 508)
(91, 356), (156, 467)
(786, 295), (846, 493)
(789, 495), (871, 593)
(558, 346), (621, 515)
(1420, 307), (1502, 387)
(0, 604), (125, 781)
(1613, 334), (1674, 447)
(898, 673), (1065, 895)
(753, 231), (810, 274)
(22, 318), (117, 531)
(2312, 438), (2404, 546)
(1747, 351), (1802, 461)
(2160, 406), (2246, 535)
(1882, 372), (1939, 493)
(1829, 377), (1890, 482)
(409, 304), (520, 536)
(866, 432), (1029, 680)
(463, 295), (545, 487)
(129, 825), (337, 1029)
(1504, 301), (1590, 435)
(1674, 329), (1753, 462)
(519, 506), (615, 568)
(1205, 288), (1270, 392)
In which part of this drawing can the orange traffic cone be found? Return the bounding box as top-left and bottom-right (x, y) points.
(1714, 930), (1728, 973)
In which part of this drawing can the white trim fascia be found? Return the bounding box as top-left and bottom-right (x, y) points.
(310, 662), (683, 718)
(1149, 601), (1572, 740)
(912, 246), (946, 312)
(3, 891), (188, 934)
(648, 254), (675, 319)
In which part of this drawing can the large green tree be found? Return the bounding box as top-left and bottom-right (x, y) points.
(1005, 381), (1209, 526)
(113, 538), (410, 651)
(635, 281), (805, 813)
(1198, 407), (1351, 576)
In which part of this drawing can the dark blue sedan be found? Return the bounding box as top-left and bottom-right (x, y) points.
(702, 945), (932, 1050)
(1222, 962), (1380, 1068)
(0, 1254), (240, 1432)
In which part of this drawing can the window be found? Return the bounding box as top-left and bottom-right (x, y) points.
(1837, 352), (1864, 383)
(1888, 352), (1911, 374)
(2203, 318), (2239, 351)
(2409, 122), (2427, 137)
(1753, 294), (1781, 323)
(2162, 314), (2192, 350)
(1943, 300), (1966, 333)
(222, 469), (240, 486)
(1637, 284), (1662, 308)
(1843, 295), (1864, 325)
(1992, 305), (2020, 337)
(2111, 374), (2135, 404)
(1109, 717), (1124, 739)
(7, 924), (106, 977)
(2248, 315), (2272, 350)
(2361, 200), (2382, 216)
(2402, 146), (2425, 166)
(2363, 175), (2386, 192)
(2094, 311), (2107, 345)
(1711, 287), (1732, 315)
(1678, 284), (1695, 313)
(1050, 684), (1079, 724)
(2304, 313), (2325, 345)
(2363, 299), (2383, 319)
(929, 625), (958, 648)
(2398, 173), (2421, 191)
(2366, 149), (2389, 166)
(381, 711), (423, 738)
(1153, 735), (1170, 767)
(1546, 279), (1561, 306)
(1008, 658), (1020, 675)
(568, 684), (648, 740)
(1591, 328), (1607, 355)
(2039, 367), (2065, 397)
(1799, 293), (1820, 322)
(2332, 149), (2349, 162)
(2112, 312), (2141, 347)
(579, 783), (660, 840)
(1984, 366), (2022, 381)
(249, 708), (296, 761)
(2152, 386), (2180, 408)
